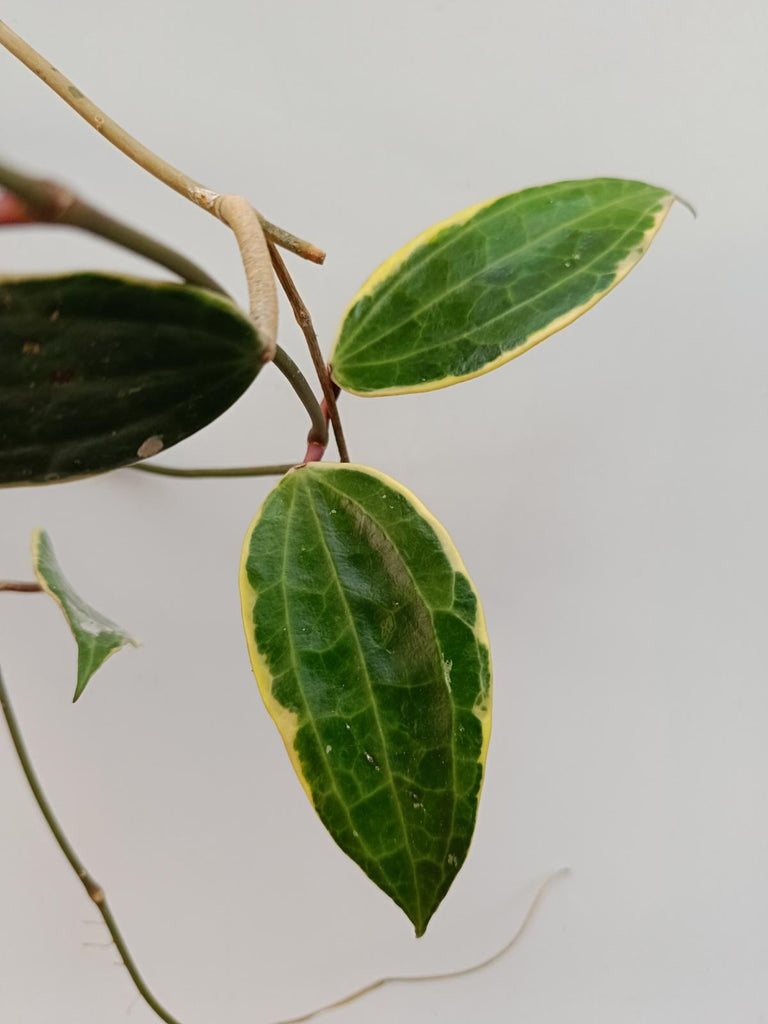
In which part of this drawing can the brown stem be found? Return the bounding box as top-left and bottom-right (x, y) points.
(0, 665), (185, 1024)
(0, 581), (42, 593)
(268, 243), (350, 462)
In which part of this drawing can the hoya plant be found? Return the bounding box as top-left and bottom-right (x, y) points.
(0, 18), (682, 1023)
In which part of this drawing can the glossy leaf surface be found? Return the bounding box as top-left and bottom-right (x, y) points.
(0, 273), (264, 485)
(32, 528), (137, 701)
(331, 178), (673, 395)
(240, 464), (491, 935)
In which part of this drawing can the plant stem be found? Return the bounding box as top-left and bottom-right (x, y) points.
(131, 463), (294, 479)
(0, 159), (226, 294)
(0, 20), (325, 265)
(268, 244), (350, 462)
(0, 665), (185, 1024)
(273, 347), (328, 447)
(0, 581), (42, 593)
(215, 194), (278, 359)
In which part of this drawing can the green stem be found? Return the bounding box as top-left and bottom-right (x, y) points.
(131, 462), (294, 479)
(0, 159), (226, 294)
(273, 346), (328, 447)
(0, 665), (185, 1024)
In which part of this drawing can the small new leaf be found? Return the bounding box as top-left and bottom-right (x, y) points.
(331, 178), (674, 395)
(239, 463), (492, 935)
(31, 529), (137, 701)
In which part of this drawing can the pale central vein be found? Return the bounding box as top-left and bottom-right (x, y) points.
(316, 475), (462, 890)
(343, 183), (657, 357)
(352, 203), (657, 369)
(276, 489), (382, 870)
(302, 478), (423, 925)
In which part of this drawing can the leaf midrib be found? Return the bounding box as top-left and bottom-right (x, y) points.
(341, 182), (658, 358)
(317, 476), (464, 886)
(341, 179), (585, 343)
(348, 203), (656, 371)
(301, 476), (425, 927)
(312, 472), (462, 913)
(276, 486), (390, 879)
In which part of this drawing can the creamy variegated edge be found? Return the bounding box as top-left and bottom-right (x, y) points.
(331, 188), (675, 396)
(238, 462), (492, 807)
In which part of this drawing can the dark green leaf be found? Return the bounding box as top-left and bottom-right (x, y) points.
(32, 528), (137, 701)
(0, 273), (264, 485)
(239, 463), (492, 935)
(331, 178), (673, 395)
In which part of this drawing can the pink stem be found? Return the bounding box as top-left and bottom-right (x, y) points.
(302, 375), (342, 464)
(0, 191), (35, 224)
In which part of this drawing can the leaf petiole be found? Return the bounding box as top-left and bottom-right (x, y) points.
(131, 463), (295, 479)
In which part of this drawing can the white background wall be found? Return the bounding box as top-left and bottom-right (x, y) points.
(1, 1), (766, 1021)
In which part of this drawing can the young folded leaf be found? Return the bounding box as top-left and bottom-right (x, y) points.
(0, 273), (265, 485)
(31, 528), (137, 701)
(331, 178), (674, 395)
(240, 464), (491, 935)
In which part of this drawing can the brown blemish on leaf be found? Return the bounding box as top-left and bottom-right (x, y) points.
(22, 341), (40, 355)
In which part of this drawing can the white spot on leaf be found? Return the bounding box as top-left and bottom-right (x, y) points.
(137, 435), (164, 459)
(442, 658), (453, 692)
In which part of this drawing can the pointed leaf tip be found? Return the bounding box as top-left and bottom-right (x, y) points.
(239, 463), (492, 933)
(331, 178), (674, 395)
(31, 529), (137, 701)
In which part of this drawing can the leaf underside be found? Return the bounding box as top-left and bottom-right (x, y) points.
(239, 463), (492, 935)
(0, 273), (264, 485)
(331, 178), (674, 395)
(31, 528), (136, 701)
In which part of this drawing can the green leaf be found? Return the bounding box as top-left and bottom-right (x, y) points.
(331, 178), (674, 395)
(0, 273), (264, 485)
(31, 528), (137, 701)
(239, 463), (491, 935)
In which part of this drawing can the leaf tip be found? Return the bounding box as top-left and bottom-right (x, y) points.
(672, 191), (697, 219)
